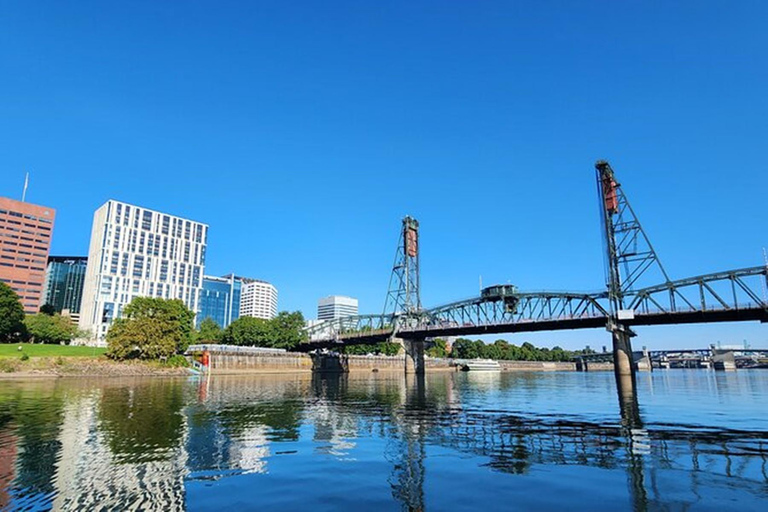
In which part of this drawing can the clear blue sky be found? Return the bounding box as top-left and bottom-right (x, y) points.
(1, 1), (766, 349)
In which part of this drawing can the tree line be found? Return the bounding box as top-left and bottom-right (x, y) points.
(107, 298), (308, 360)
(0, 283), (308, 360)
(0, 283), (85, 344)
(331, 338), (594, 361)
(450, 338), (589, 362)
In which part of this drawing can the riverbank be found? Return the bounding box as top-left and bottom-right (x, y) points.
(0, 357), (190, 378)
(0, 350), (599, 379)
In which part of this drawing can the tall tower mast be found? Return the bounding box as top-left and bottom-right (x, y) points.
(383, 216), (421, 317)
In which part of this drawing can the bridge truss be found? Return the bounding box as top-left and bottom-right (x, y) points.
(301, 162), (768, 350)
(303, 264), (767, 349)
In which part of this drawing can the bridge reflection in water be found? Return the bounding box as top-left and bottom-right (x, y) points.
(1, 372), (767, 510)
(306, 372), (768, 511)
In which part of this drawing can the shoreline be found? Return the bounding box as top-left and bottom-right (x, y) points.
(0, 354), (592, 379)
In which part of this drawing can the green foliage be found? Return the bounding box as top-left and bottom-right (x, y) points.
(24, 314), (81, 345)
(426, 338), (448, 358)
(39, 304), (56, 316)
(0, 282), (27, 343)
(196, 317), (223, 343)
(451, 338), (578, 362)
(0, 358), (20, 372)
(163, 354), (190, 368)
(223, 316), (272, 346)
(341, 342), (401, 356)
(222, 311), (308, 349)
(106, 297), (195, 360)
(270, 311), (308, 349)
(20, 353), (29, 361)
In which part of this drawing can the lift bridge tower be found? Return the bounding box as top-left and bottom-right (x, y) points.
(383, 216), (421, 319)
(596, 160), (672, 381)
(383, 216), (425, 373)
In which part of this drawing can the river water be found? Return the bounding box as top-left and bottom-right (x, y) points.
(0, 370), (766, 511)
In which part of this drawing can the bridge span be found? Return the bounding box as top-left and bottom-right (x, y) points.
(301, 161), (768, 389)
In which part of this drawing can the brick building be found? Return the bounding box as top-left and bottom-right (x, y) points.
(0, 197), (56, 313)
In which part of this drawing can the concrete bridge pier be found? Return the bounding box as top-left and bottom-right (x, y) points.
(612, 324), (636, 378)
(634, 347), (653, 372)
(712, 350), (736, 371)
(396, 337), (425, 375)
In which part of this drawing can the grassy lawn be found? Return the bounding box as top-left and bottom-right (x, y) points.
(0, 343), (107, 358)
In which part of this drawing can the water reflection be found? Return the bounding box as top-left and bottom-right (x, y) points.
(0, 371), (765, 510)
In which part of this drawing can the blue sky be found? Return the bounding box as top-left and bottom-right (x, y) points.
(1, 1), (766, 349)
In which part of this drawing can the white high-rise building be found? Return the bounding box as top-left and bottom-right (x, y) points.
(239, 280), (278, 319)
(317, 295), (358, 321)
(79, 200), (208, 343)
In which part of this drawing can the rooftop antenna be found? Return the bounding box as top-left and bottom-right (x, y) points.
(21, 172), (29, 202)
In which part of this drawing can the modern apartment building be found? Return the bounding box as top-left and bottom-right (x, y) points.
(317, 295), (358, 321)
(197, 274), (244, 328)
(79, 200), (208, 342)
(240, 280), (278, 320)
(0, 197), (56, 313)
(41, 256), (88, 319)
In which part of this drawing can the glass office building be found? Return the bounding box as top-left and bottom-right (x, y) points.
(197, 274), (243, 328)
(42, 256), (88, 315)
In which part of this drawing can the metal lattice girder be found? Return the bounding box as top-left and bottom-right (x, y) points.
(596, 161), (671, 314)
(626, 266), (768, 315)
(304, 314), (395, 343)
(406, 292), (611, 333)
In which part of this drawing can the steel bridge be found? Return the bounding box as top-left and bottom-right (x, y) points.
(301, 161), (768, 377)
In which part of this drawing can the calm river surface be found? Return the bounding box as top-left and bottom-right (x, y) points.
(1, 370), (767, 511)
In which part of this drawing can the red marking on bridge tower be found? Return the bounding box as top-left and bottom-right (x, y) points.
(406, 227), (418, 257)
(602, 175), (618, 214)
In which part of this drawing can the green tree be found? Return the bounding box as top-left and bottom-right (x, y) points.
(426, 338), (448, 358)
(0, 282), (26, 343)
(39, 303), (56, 316)
(196, 317), (223, 343)
(270, 311), (308, 349)
(24, 313), (81, 345)
(341, 341), (401, 356)
(223, 316), (273, 346)
(106, 297), (195, 360)
(452, 338), (483, 359)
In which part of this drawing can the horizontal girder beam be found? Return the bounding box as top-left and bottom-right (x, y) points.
(300, 266), (768, 346)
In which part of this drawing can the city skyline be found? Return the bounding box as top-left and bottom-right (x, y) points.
(1, 2), (767, 349)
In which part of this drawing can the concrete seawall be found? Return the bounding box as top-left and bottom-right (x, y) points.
(203, 350), (592, 373)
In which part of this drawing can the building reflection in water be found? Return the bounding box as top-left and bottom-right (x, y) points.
(0, 372), (766, 510)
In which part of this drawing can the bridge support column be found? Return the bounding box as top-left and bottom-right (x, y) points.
(712, 350), (736, 371)
(634, 347), (653, 372)
(612, 324), (635, 378)
(397, 338), (425, 375)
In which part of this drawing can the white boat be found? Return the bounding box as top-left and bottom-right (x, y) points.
(461, 359), (501, 372)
